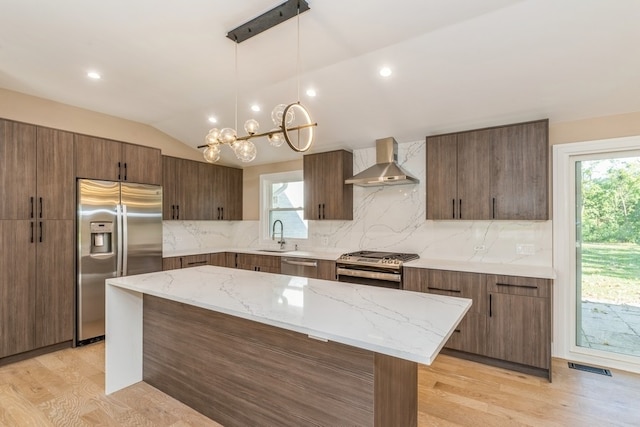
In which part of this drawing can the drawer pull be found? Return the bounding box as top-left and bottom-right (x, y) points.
(427, 286), (461, 293)
(187, 260), (208, 266)
(496, 283), (538, 290)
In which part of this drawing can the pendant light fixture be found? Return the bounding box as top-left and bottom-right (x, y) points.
(199, 0), (317, 163)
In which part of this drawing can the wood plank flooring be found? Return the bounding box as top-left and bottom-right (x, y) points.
(1, 342), (639, 426)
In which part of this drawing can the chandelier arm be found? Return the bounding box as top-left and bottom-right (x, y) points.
(197, 122), (318, 149)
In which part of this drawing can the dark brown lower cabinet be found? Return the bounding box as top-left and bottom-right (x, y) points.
(162, 256), (182, 271)
(0, 220), (73, 359)
(317, 260), (337, 281)
(163, 254), (212, 270)
(486, 275), (552, 371)
(235, 253), (280, 273)
(403, 267), (552, 378)
(404, 268), (487, 355)
(35, 220), (74, 348)
(209, 252), (236, 268)
(0, 221), (36, 358)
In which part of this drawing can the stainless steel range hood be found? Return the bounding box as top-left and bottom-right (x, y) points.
(345, 137), (420, 186)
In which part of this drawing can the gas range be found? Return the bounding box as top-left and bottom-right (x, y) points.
(336, 251), (419, 289)
(337, 250), (420, 271)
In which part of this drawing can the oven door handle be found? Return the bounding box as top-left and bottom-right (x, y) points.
(336, 267), (401, 282)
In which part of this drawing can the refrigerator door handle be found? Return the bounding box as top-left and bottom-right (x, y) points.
(122, 204), (128, 276)
(116, 204), (123, 277)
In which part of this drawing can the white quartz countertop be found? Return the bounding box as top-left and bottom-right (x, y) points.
(165, 247), (344, 261)
(106, 266), (471, 365)
(404, 258), (556, 279)
(163, 247), (555, 279)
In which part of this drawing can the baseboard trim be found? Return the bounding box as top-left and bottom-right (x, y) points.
(441, 348), (552, 381)
(0, 341), (72, 367)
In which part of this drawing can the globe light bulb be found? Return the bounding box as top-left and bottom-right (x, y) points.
(268, 129), (285, 147)
(244, 119), (259, 135)
(271, 104), (286, 126)
(235, 140), (257, 162)
(219, 127), (237, 145)
(206, 128), (221, 145)
(203, 145), (221, 163)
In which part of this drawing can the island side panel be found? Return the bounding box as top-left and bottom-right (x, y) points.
(374, 353), (418, 427)
(105, 284), (143, 394)
(142, 294), (375, 426)
(142, 294), (419, 426)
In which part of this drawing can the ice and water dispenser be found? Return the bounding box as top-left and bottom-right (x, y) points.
(90, 222), (113, 254)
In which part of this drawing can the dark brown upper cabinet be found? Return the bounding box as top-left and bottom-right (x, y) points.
(0, 120), (74, 221)
(163, 156), (199, 220)
(491, 120), (549, 220)
(198, 162), (243, 221)
(303, 150), (353, 220)
(163, 155), (242, 221)
(426, 119), (549, 220)
(75, 134), (162, 185)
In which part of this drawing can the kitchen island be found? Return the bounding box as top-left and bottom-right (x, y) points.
(105, 266), (471, 427)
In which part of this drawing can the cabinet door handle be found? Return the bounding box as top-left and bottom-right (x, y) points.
(318, 204), (321, 219)
(124, 162), (128, 181)
(453, 329), (461, 333)
(176, 205), (180, 220)
(30, 196), (34, 218)
(322, 203), (326, 219)
(221, 207), (224, 220)
(492, 197), (496, 219)
(489, 294), (492, 317)
(118, 161), (121, 180)
(39, 197), (43, 218)
(459, 199), (462, 219)
(30, 221), (34, 243)
(39, 221), (43, 243)
(496, 283), (538, 290)
(171, 205), (175, 219)
(452, 199), (455, 219)
(427, 286), (461, 293)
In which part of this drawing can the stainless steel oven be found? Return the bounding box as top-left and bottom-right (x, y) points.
(336, 251), (419, 289)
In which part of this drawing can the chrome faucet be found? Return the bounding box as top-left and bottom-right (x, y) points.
(272, 220), (285, 249)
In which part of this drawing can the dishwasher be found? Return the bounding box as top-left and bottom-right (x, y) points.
(280, 257), (318, 278)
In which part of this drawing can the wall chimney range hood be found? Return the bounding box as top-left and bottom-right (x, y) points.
(345, 137), (420, 187)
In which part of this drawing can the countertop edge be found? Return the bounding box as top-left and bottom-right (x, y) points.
(163, 248), (556, 279)
(106, 267), (472, 365)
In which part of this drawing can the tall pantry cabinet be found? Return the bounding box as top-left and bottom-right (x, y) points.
(0, 120), (74, 359)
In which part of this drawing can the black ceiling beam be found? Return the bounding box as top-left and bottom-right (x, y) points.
(226, 0), (310, 44)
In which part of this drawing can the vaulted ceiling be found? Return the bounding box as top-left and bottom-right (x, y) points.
(2, 0), (639, 166)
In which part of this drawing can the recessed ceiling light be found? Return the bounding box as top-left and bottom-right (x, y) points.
(87, 71), (101, 80)
(208, 116), (218, 124)
(379, 67), (392, 78)
(306, 88), (317, 97)
(251, 104), (261, 112)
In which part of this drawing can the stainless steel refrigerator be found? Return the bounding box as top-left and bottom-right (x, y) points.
(77, 179), (162, 344)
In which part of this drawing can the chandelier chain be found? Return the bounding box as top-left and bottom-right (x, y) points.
(296, 2), (300, 102)
(234, 36), (238, 133)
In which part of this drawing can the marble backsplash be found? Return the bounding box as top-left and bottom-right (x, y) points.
(164, 140), (552, 267)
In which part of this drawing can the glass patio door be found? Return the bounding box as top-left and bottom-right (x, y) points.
(575, 155), (640, 358)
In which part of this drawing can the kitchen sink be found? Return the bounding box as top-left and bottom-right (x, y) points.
(256, 249), (291, 253)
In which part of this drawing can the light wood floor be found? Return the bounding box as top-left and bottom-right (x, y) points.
(1, 343), (640, 426)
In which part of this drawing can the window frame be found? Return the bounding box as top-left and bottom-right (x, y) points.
(259, 170), (307, 245)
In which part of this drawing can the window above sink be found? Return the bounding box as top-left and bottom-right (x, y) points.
(259, 170), (308, 247)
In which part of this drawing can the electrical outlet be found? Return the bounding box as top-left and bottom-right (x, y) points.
(321, 236), (329, 246)
(516, 244), (535, 255)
